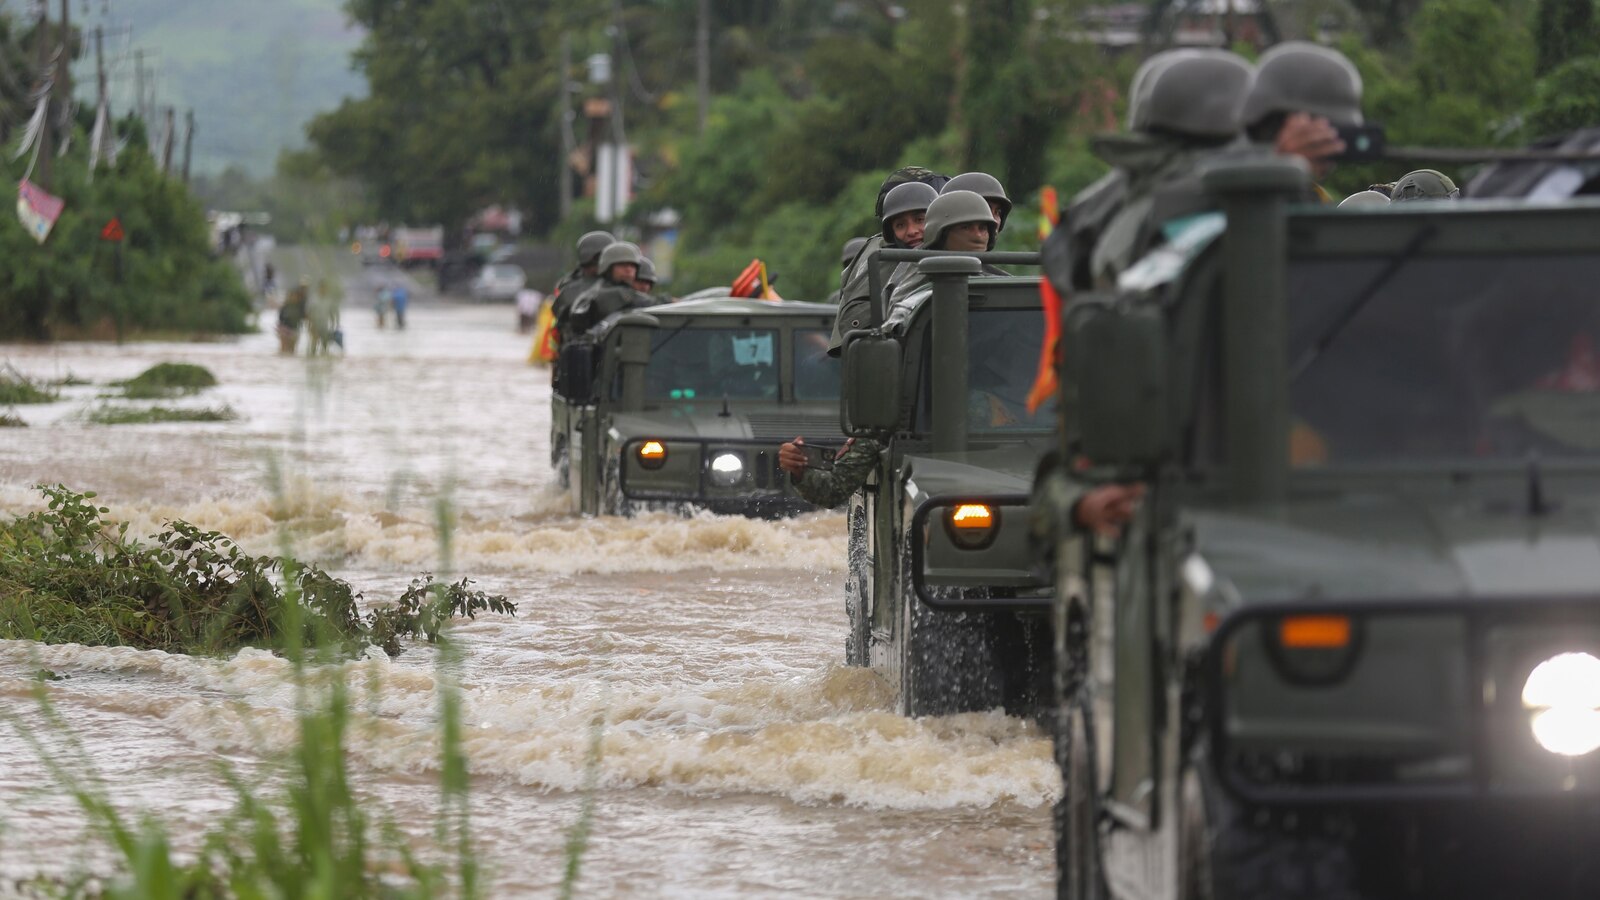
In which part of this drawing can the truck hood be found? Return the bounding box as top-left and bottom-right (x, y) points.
(1193, 491), (1600, 604)
(901, 439), (1052, 505)
(608, 407), (843, 443)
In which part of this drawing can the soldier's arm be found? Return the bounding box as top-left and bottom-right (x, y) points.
(795, 437), (884, 509)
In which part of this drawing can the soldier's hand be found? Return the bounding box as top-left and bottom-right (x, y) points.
(1276, 112), (1345, 175)
(1073, 483), (1147, 537)
(779, 437), (809, 477)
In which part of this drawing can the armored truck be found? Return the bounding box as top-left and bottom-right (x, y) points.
(1043, 157), (1600, 899)
(836, 249), (1058, 717)
(550, 296), (840, 517)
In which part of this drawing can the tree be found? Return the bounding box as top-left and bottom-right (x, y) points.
(1527, 55), (1600, 136)
(1534, 0), (1600, 75)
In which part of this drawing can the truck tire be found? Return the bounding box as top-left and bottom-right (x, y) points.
(896, 533), (1006, 717)
(844, 501), (872, 667)
(1055, 695), (1106, 900)
(1180, 751), (1360, 900)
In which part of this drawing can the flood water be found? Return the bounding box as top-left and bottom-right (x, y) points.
(0, 251), (1056, 897)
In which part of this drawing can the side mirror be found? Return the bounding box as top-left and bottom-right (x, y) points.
(558, 341), (597, 402)
(841, 333), (902, 435)
(1063, 301), (1169, 465)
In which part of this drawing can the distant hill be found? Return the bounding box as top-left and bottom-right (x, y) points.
(75, 0), (365, 176)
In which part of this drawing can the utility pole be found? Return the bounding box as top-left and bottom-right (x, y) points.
(161, 106), (175, 173)
(134, 48), (146, 124)
(57, 0), (70, 114)
(696, 0), (709, 133)
(33, 1), (53, 188)
(94, 27), (107, 112)
(181, 108), (194, 182)
(558, 32), (574, 221)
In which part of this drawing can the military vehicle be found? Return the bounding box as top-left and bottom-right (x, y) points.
(1042, 156), (1600, 899)
(549, 296), (840, 517)
(835, 248), (1058, 717)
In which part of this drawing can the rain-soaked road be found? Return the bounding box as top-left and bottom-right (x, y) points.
(0, 248), (1056, 897)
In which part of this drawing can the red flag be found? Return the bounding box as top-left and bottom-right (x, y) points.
(1026, 277), (1064, 414)
(1037, 186), (1060, 242)
(100, 217), (125, 242)
(731, 259), (763, 298)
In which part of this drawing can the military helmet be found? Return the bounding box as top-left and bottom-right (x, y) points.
(874, 166), (951, 219)
(879, 182), (939, 244)
(922, 190), (996, 250)
(840, 236), (868, 268)
(597, 241), (643, 275)
(1130, 49), (1254, 140)
(1242, 41), (1364, 129)
(577, 230), (616, 266)
(636, 256), (658, 284)
(1390, 169), (1460, 202)
(941, 172), (1013, 231)
(1338, 190), (1391, 208)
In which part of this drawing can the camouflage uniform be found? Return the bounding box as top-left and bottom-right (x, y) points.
(551, 271), (599, 322)
(794, 437), (884, 509)
(566, 280), (658, 337)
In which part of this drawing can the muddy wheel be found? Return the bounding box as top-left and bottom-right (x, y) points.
(1179, 751), (1359, 900)
(844, 500), (872, 667)
(1055, 695), (1105, 900)
(896, 532), (1005, 717)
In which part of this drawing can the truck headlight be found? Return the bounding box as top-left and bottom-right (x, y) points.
(1522, 651), (1600, 756)
(709, 451), (745, 487)
(944, 503), (999, 550)
(637, 440), (667, 470)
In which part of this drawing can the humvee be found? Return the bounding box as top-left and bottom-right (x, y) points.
(550, 296), (841, 517)
(1045, 157), (1600, 899)
(836, 248), (1058, 717)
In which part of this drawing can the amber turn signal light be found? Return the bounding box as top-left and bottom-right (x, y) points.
(946, 503), (999, 549)
(1278, 615), (1352, 649)
(637, 440), (667, 470)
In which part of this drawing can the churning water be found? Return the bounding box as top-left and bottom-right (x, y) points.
(0, 262), (1055, 897)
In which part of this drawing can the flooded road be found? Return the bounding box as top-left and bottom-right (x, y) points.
(0, 250), (1056, 896)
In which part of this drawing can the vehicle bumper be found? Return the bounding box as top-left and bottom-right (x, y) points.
(617, 437), (818, 518)
(909, 492), (1051, 612)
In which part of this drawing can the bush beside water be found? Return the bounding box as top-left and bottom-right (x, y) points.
(0, 484), (514, 657)
(116, 362), (220, 399)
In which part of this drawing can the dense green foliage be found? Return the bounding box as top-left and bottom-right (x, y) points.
(0, 123), (255, 340)
(0, 484), (515, 657)
(300, 0), (1600, 302)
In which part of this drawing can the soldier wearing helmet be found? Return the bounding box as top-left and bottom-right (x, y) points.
(563, 242), (659, 338)
(633, 256), (660, 297)
(882, 190), (1004, 314)
(1054, 49), (1254, 291)
(1338, 189), (1392, 208)
(826, 237), (870, 305)
(1390, 169), (1460, 202)
(551, 230), (616, 325)
(940, 172), (1012, 238)
(1242, 41), (1364, 186)
(829, 166), (951, 356)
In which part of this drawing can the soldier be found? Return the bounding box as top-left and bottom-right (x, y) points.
(1091, 50), (1256, 289)
(825, 237), (870, 305)
(881, 182), (937, 250)
(634, 256), (660, 296)
(939, 172), (1012, 244)
(550, 230), (616, 326)
(1390, 168), (1460, 202)
(1241, 41), (1365, 191)
(884, 189), (1003, 312)
(829, 166), (950, 356)
(563, 242), (659, 338)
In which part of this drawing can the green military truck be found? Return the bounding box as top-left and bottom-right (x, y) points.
(1044, 157), (1600, 899)
(550, 296), (841, 517)
(836, 248), (1059, 717)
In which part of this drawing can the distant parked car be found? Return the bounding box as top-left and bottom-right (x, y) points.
(470, 264), (526, 303)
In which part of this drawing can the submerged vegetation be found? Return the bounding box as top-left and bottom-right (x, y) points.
(116, 362), (220, 399)
(0, 484), (515, 657)
(0, 365), (58, 404)
(85, 404), (239, 424)
(0, 412), (25, 427)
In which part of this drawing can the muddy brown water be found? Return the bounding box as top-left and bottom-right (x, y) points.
(0, 259), (1055, 896)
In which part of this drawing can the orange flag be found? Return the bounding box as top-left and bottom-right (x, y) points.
(731, 259), (763, 298)
(1037, 185), (1060, 242)
(1027, 277), (1064, 414)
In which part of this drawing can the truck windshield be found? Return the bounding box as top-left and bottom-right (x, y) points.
(968, 308), (1054, 432)
(793, 328), (841, 401)
(1289, 254), (1600, 465)
(645, 327), (780, 401)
